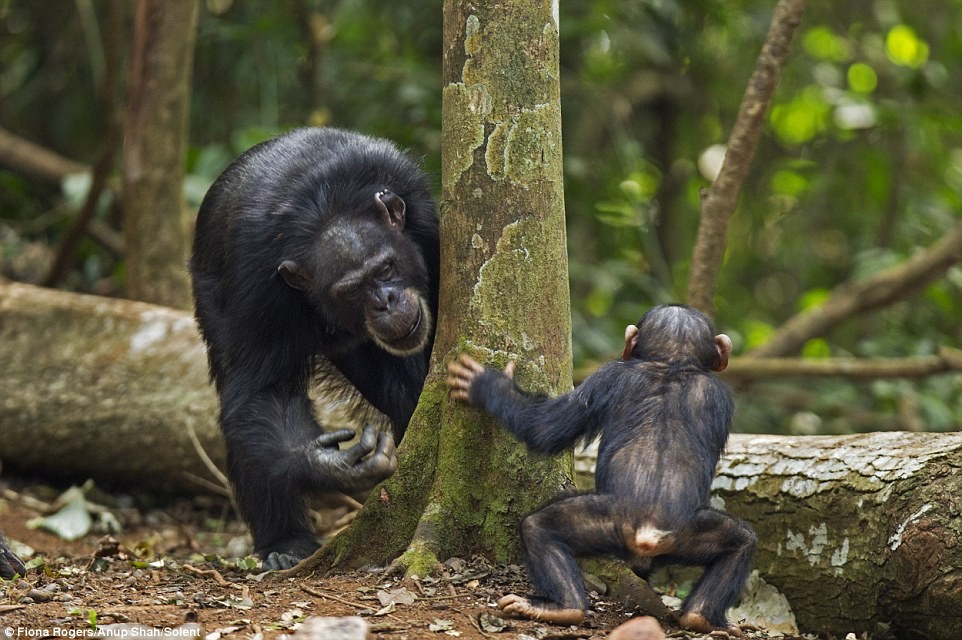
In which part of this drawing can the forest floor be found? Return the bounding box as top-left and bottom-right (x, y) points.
(0, 479), (803, 640)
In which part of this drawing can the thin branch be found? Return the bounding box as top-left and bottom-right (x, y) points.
(724, 346), (962, 382)
(41, 0), (124, 288)
(0, 127), (89, 185)
(686, 0), (806, 315)
(748, 218), (962, 358)
(184, 419), (230, 490)
(41, 141), (119, 287)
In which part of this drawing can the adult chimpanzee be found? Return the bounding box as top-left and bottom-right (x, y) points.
(190, 127), (439, 571)
(0, 532), (26, 579)
(446, 304), (755, 636)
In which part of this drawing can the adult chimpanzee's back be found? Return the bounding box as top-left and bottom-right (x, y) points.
(190, 128), (439, 570)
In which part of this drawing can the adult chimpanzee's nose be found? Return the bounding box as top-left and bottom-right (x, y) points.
(371, 286), (399, 312)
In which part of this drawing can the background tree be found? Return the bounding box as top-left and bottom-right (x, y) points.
(122, 0), (197, 308)
(317, 0), (573, 573)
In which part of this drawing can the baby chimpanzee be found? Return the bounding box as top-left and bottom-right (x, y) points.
(447, 304), (755, 636)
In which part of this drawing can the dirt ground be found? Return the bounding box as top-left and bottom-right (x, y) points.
(0, 480), (801, 640)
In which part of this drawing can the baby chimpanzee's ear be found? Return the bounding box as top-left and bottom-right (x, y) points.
(713, 334), (732, 372)
(622, 324), (640, 361)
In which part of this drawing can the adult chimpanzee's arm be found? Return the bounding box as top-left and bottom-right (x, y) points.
(220, 383), (396, 569)
(447, 355), (603, 454)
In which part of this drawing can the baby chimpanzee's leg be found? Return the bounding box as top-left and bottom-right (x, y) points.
(499, 494), (626, 625)
(670, 507), (756, 637)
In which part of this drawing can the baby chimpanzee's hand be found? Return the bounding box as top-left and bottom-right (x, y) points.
(446, 354), (515, 404)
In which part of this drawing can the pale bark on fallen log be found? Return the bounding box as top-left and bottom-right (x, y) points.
(717, 432), (962, 640)
(0, 282), (224, 494)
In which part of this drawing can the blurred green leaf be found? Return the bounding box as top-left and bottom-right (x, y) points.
(885, 24), (930, 69)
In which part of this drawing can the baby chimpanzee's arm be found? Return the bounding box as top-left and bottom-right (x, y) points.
(447, 354), (603, 454)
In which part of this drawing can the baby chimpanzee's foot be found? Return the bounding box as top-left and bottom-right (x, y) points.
(497, 593), (585, 626)
(679, 611), (743, 637)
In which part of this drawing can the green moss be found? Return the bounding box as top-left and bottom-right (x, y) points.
(397, 535), (443, 578)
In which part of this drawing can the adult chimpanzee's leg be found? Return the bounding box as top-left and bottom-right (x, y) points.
(221, 386), (396, 570)
(667, 507), (756, 636)
(499, 493), (626, 625)
(221, 390), (322, 570)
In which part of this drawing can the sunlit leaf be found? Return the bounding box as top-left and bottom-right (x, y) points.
(802, 26), (850, 62)
(743, 320), (775, 351)
(801, 338), (831, 359)
(770, 170), (809, 197)
(885, 24), (929, 69)
(798, 288), (830, 312)
(770, 88), (831, 145)
(847, 62), (878, 93)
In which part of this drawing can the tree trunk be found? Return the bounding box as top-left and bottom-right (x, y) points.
(321, 0), (572, 573)
(122, 0), (198, 309)
(0, 282), (224, 495)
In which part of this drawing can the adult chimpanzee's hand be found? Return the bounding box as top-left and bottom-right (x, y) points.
(310, 424), (397, 493)
(0, 535), (26, 579)
(446, 354), (515, 404)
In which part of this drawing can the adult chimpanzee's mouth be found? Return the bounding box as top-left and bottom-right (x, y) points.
(369, 295), (431, 357)
(398, 304), (423, 342)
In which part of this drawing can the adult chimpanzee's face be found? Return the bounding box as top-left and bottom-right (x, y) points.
(278, 214), (433, 356)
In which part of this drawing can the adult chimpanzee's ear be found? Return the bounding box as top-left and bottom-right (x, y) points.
(622, 324), (640, 361)
(278, 260), (312, 291)
(713, 334), (732, 372)
(376, 190), (406, 229)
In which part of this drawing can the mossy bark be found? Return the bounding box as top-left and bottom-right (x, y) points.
(327, 0), (572, 571)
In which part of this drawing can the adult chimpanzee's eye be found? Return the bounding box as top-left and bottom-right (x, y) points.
(378, 263), (396, 281)
(331, 277), (364, 301)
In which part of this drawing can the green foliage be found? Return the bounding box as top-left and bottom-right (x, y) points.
(1, 0), (960, 433)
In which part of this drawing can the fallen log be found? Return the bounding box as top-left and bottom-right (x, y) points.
(716, 432), (962, 640)
(0, 282), (224, 494)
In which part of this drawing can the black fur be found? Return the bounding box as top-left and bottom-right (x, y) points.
(466, 305), (755, 629)
(190, 127), (439, 569)
(0, 533), (26, 579)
